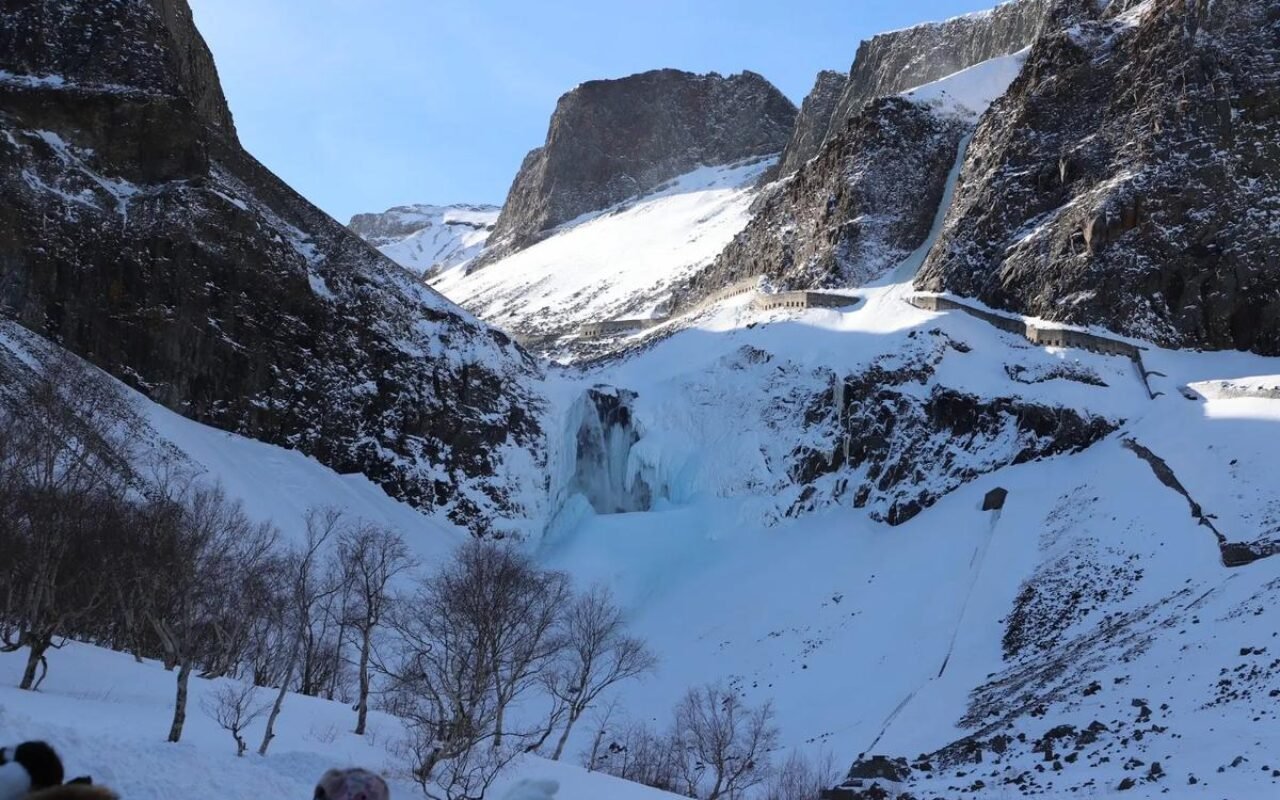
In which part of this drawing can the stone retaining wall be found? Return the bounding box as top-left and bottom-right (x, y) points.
(752, 291), (859, 311)
(908, 294), (1158, 397)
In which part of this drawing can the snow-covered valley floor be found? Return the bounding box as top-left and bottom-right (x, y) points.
(0, 644), (678, 800)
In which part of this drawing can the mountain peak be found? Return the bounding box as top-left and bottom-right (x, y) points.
(475, 68), (796, 266)
(348, 203), (500, 276)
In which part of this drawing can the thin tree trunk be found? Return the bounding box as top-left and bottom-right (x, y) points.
(168, 661), (192, 743)
(259, 635), (301, 755)
(586, 723), (607, 772)
(551, 707), (581, 761)
(19, 635), (48, 690)
(494, 688), (508, 748)
(355, 627), (372, 735)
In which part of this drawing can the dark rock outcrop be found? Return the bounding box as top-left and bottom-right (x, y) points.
(0, 0), (544, 533)
(790, 332), (1117, 525)
(916, 0), (1280, 354)
(0, 0), (236, 135)
(775, 0), (1052, 176)
(693, 97), (969, 294)
(772, 70), (848, 178)
(479, 69), (796, 263)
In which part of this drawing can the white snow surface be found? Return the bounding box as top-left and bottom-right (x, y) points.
(430, 158), (775, 338)
(361, 204), (500, 276)
(0, 643), (680, 800)
(900, 47), (1030, 122)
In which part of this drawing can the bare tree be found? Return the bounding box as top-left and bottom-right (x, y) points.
(582, 696), (623, 772)
(383, 568), (503, 799)
(589, 716), (681, 794)
(143, 485), (277, 743)
(203, 681), (269, 756)
(339, 523), (414, 735)
(457, 542), (570, 749)
(0, 353), (140, 689)
(258, 507), (343, 755)
(542, 585), (655, 759)
(762, 749), (840, 800)
(673, 685), (779, 800)
(380, 542), (570, 798)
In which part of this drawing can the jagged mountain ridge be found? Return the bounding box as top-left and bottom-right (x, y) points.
(774, 0), (1053, 176)
(476, 68), (796, 265)
(348, 203), (499, 276)
(770, 69), (848, 179)
(0, 0), (545, 534)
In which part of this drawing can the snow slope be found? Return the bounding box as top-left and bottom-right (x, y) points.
(532, 274), (1280, 798)
(899, 48), (1030, 122)
(0, 318), (466, 559)
(350, 204), (499, 276)
(0, 643), (680, 800)
(430, 157), (775, 341)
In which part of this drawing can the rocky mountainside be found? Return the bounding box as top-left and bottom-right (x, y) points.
(0, 0), (544, 534)
(684, 50), (1027, 304)
(917, 0), (1280, 355)
(770, 70), (847, 178)
(477, 69), (796, 264)
(348, 203), (499, 276)
(700, 97), (970, 294)
(775, 0), (1052, 175)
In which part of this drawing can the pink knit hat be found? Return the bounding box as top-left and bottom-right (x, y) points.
(314, 768), (390, 800)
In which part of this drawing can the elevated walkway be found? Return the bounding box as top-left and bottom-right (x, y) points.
(906, 293), (1160, 399)
(574, 275), (858, 340)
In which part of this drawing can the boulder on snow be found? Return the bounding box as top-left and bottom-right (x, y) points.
(983, 487), (1009, 511)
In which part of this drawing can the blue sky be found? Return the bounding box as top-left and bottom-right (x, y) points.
(188, 1), (997, 222)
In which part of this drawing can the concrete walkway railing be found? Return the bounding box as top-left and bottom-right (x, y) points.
(574, 275), (858, 340)
(906, 294), (1160, 399)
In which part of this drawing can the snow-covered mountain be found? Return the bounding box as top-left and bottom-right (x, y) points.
(348, 203), (499, 276)
(0, 0), (544, 535)
(430, 157), (774, 348)
(476, 69), (796, 265)
(3, 1), (1279, 799)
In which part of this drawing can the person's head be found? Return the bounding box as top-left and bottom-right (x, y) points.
(0, 742), (64, 800)
(314, 768), (389, 800)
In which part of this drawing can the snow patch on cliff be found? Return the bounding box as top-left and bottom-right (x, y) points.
(900, 47), (1030, 122)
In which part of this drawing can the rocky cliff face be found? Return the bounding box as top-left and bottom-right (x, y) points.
(916, 0), (1280, 354)
(775, 0), (1052, 175)
(479, 69), (796, 263)
(788, 329), (1117, 525)
(348, 203), (499, 276)
(0, 0), (544, 534)
(771, 70), (847, 178)
(696, 97), (969, 294)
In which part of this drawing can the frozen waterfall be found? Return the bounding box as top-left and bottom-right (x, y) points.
(567, 387), (654, 514)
